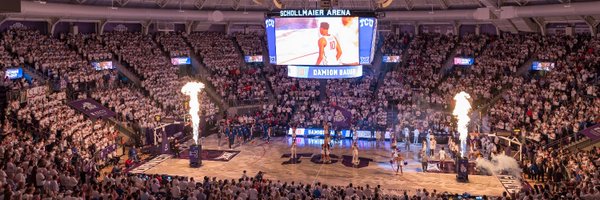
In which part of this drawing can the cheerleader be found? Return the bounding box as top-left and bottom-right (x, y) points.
(351, 142), (359, 167)
(429, 134), (437, 157)
(390, 135), (397, 151)
(267, 126), (272, 144)
(402, 127), (410, 143)
(352, 126), (358, 142)
(405, 130), (411, 151)
(324, 123), (331, 146)
(291, 124), (297, 140)
(375, 130), (381, 148)
(390, 149), (404, 175)
(395, 149), (404, 175)
(324, 144), (331, 163)
(321, 144), (326, 163)
(291, 140), (298, 161)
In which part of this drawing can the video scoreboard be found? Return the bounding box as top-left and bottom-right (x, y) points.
(265, 9), (378, 79)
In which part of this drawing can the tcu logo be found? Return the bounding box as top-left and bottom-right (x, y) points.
(265, 19), (275, 28)
(359, 18), (374, 27)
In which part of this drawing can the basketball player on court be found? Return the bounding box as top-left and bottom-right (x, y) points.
(315, 22), (342, 65)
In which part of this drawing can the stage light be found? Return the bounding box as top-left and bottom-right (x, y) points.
(452, 91), (471, 158)
(181, 82), (205, 145)
(376, 0), (394, 8)
(273, 0), (285, 9)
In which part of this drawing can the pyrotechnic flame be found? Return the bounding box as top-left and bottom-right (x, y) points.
(452, 91), (471, 158)
(181, 82), (205, 145)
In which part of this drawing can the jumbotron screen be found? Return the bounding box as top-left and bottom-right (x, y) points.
(265, 10), (377, 66)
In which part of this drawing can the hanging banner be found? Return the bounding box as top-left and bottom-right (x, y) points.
(331, 105), (352, 128)
(581, 124), (600, 140)
(68, 98), (116, 120)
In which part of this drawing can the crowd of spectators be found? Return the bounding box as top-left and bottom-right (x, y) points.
(380, 33), (457, 103)
(0, 27), (599, 199)
(0, 39), (16, 69)
(0, 127), (114, 199)
(234, 33), (264, 56)
(435, 33), (539, 109)
(263, 65), (319, 122)
(455, 34), (489, 57)
(188, 32), (268, 105)
(156, 32), (190, 57)
(378, 33), (458, 135)
(65, 33), (113, 62)
(327, 75), (387, 129)
(103, 31), (218, 118)
(7, 91), (118, 164)
(0, 36), (39, 90)
(379, 33), (541, 137)
(380, 32), (410, 55)
(87, 173), (499, 199)
(520, 143), (600, 200)
(3, 29), (104, 89)
(488, 35), (598, 145)
(92, 87), (169, 130)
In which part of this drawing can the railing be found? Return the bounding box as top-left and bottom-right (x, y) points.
(106, 117), (143, 146)
(5, 82), (53, 101)
(567, 138), (600, 152)
(545, 132), (579, 149)
(21, 65), (49, 83)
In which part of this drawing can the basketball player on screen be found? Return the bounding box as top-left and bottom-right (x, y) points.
(339, 17), (360, 65)
(316, 22), (342, 65)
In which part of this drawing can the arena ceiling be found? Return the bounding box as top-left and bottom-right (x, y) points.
(11, 0), (600, 34)
(24, 0), (598, 12)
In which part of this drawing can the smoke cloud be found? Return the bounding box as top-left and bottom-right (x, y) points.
(475, 154), (522, 177)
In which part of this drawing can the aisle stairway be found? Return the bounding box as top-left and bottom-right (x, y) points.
(438, 47), (459, 77)
(319, 80), (328, 101)
(189, 52), (229, 112)
(20, 66), (48, 84)
(231, 35), (276, 106)
(111, 58), (141, 86)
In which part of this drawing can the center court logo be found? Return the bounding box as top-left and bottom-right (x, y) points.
(215, 152), (237, 161)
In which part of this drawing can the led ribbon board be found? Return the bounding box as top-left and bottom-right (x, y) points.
(287, 65), (363, 79)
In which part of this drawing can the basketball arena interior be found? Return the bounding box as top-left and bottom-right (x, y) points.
(0, 0), (599, 199)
